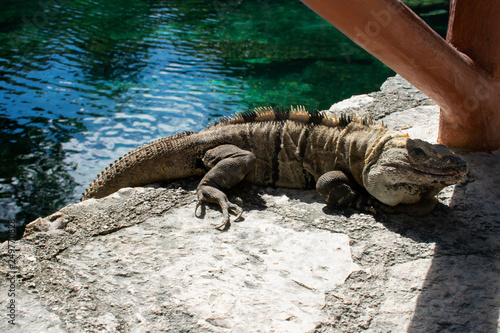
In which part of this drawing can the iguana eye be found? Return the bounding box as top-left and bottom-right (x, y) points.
(411, 147), (426, 157)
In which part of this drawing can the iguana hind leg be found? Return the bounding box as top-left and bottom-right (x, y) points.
(196, 145), (256, 230)
(316, 170), (376, 214)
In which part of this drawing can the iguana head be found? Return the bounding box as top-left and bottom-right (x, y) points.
(363, 137), (468, 206)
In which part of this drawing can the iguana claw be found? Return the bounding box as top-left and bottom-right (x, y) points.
(216, 200), (243, 231)
(195, 187), (244, 231)
(354, 195), (377, 215)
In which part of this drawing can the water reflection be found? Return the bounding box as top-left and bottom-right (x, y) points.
(0, 116), (77, 240)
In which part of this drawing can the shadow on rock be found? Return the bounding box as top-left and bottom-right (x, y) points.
(379, 151), (500, 332)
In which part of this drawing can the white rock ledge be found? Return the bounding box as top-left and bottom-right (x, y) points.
(1, 75), (499, 333)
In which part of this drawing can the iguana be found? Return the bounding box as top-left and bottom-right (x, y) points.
(83, 106), (468, 230)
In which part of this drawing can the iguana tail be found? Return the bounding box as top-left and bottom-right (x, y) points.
(82, 132), (205, 200)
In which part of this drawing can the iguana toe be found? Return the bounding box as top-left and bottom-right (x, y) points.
(196, 185), (244, 230)
(194, 200), (205, 218)
(228, 201), (243, 221)
(354, 195), (377, 215)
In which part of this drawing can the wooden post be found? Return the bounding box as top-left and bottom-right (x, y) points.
(300, 0), (500, 151)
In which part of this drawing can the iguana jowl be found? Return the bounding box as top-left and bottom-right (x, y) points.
(83, 106), (468, 230)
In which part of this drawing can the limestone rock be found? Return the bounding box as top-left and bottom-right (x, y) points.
(1, 75), (499, 332)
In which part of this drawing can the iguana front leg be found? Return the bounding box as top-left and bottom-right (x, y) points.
(316, 170), (376, 213)
(196, 145), (256, 230)
(316, 170), (437, 216)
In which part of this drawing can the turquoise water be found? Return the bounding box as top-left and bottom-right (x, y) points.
(0, 0), (447, 236)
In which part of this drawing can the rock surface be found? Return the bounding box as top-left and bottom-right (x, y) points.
(1, 75), (499, 332)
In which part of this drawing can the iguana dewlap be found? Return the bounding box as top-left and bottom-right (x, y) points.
(83, 106), (468, 230)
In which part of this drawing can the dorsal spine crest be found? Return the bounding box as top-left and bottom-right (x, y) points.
(208, 105), (383, 129)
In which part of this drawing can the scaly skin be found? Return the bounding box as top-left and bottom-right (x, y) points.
(83, 106), (468, 229)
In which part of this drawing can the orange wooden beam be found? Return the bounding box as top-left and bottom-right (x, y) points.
(301, 0), (500, 151)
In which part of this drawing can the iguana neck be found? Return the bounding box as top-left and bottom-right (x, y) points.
(333, 122), (399, 186)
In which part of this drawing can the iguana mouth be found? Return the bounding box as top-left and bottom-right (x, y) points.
(382, 163), (467, 178)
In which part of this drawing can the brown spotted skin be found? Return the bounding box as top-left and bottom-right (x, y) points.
(83, 106), (386, 199)
(83, 105), (468, 229)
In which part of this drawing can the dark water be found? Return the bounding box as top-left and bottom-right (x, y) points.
(0, 0), (448, 238)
